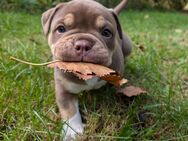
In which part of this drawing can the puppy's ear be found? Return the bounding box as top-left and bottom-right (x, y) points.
(111, 12), (123, 40)
(41, 3), (63, 36)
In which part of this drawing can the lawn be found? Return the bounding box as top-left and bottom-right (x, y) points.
(0, 10), (188, 141)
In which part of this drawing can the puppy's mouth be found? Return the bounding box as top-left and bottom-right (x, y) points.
(57, 55), (105, 65)
(51, 33), (112, 66)
(54, 49), (111, 66)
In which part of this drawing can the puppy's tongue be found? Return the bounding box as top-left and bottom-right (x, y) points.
(47, 61), (128, 86)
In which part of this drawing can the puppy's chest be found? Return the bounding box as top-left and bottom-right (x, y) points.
(61, 77), (106, 94)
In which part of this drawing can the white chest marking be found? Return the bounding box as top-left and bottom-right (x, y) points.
(60, 76), (106, 94)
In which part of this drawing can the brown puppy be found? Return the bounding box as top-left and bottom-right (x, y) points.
(41, 0), (132, 140)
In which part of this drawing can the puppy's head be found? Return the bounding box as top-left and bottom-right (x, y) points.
(41, 0), (122, 66)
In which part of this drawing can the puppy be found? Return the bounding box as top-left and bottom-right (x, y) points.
(41, 0), (132, 140)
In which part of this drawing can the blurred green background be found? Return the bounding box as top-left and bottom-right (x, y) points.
(0, 0), (188, 13)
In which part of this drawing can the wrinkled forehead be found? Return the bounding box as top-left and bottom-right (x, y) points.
(51, 1), (115, 29)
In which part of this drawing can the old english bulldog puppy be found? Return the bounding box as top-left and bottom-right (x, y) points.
(41, 0), (132, 140)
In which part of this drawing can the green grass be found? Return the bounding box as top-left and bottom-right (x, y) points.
(0, 10), (188, 141)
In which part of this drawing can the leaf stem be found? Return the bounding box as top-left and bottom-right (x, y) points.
(10, 56), (61, 66)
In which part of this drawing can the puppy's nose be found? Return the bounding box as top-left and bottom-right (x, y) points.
(74, 40), (92, 54)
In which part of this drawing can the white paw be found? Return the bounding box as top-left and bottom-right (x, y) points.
(61, 109), (84, 141)
(62, 123), (83, 141)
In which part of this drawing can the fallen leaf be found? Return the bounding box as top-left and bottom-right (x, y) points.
(138, 45), (145, 52)
(117, 85), (147, 97)
(48, 62), (128, 86)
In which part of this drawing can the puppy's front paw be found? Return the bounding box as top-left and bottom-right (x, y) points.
(62, 124), (83, 141)
(61, 111), (84, 141)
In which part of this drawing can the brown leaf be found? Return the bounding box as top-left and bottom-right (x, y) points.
(74, 72), (94, 80)
(138, 45), (145, 52)
(101, 74), (128, 86)
(117, 86), (147, 97)
(48, 62), (128, 86)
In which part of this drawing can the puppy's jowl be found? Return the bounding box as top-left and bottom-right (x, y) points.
(41, 0), (132, 140)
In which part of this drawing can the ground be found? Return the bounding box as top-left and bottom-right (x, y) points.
(0, 10), (188, 141)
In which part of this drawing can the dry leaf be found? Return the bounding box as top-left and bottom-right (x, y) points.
(74, 72), (93, 80)
(9, 56), (127, 86)
(48, 62), (128, 86)
(117, 85), (147, 97)
(138, 45), (145, 52)
(101, 74), (128, 86)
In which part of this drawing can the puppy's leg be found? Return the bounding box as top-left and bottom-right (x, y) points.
(55, 77), (83, 140)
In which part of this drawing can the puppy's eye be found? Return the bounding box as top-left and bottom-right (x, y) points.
(56, 26), (66, 33)
(101, 28), (112, 38)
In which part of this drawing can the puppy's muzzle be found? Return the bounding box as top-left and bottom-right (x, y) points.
(51, 33), (112, 66)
